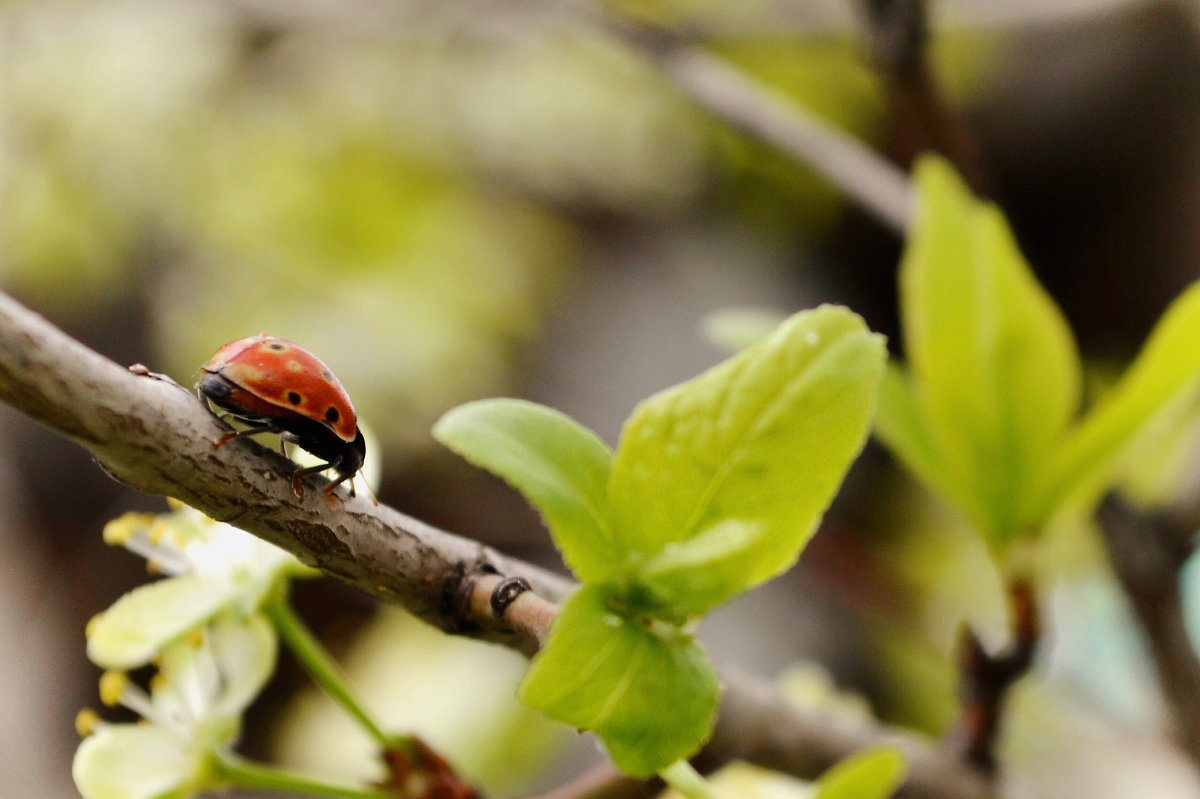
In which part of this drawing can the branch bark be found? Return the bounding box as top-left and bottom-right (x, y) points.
(1098, 494), (1200, 769)
(0, 291), (993, 799)
(575, 6), (915, 232)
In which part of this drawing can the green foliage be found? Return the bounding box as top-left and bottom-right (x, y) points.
(878, 154), (1200, 557)
(434, 399), (618, 583)
(1035, 280), (1200, 516)
(518, 586), (720, 776)
(436, 306), (885, 776)
(609, 305), (886, 615)
(878, 155), (1081, 549)
(812, 746), (906, 799)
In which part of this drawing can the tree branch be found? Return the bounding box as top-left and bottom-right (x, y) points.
(853, 0), (988, 194)
(948, 582), (1039, 774)
(1098, 494), (1200, 769)
(581, 8), (915, 232)
(0, 291), (993, 799)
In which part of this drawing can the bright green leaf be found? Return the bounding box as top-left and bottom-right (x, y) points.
(1036, 279), (1200, 517)
(519, 586), (720, 777)
(87, 575), (239, 670)
(898, 155), (1080, 545)
(874, 363), (977, 518)
(608, 305), (885, 599)
(813, 746), (907, 799)
(634, 519), (771, 617)
(433, 399), (619, 582)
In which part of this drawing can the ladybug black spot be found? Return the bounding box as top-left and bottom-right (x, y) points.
(325, 406), (340, 424)
(287, 391), (303, 405)
(269, 342), (286, 351)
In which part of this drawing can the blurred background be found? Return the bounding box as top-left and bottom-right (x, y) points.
(3, 0), (1200, 796)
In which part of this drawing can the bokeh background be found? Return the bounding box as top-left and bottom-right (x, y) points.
(3, 0), (1200, 796)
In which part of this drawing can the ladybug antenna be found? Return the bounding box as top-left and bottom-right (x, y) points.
(357, 469), (379, 506)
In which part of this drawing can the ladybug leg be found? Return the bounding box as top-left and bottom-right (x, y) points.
(277, 433), (298, 458)
(213, 423), (284, 450)
(289, 456), (342, 499)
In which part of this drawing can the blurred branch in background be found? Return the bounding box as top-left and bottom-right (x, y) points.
(949, 583), (1039, 774)
(1098, 495), (1200, 770)
(586, 5), (915, 231)
(854, 0), (988, 193)
(0, 291), (999, 799)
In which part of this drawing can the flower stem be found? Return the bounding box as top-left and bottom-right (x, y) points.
(660, 760), (718, 799)
(264, 592), (395, 750)
(212, 753), (390, 799)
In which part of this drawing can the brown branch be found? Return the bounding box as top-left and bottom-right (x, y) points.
(0, 291), (995, 799)
(581, 8), (915, 233)
(1098, 494), (1200, 768)
(948, 582), (1039, 774)
(0, 291), (571, 655)
(854, 0), (988, 194)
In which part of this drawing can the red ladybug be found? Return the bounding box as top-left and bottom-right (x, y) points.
(197, 333), (365, 499)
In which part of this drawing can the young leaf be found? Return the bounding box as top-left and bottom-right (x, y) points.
(634, 519), (772, 617)
(1036, 279), (1200, 517)
(607, 306), (885, 607)
(897, 155), (1081, 545)
(813, 746), (906, 799)
(874, 363), (981, 522)
(433, 399), (620, 582)
(519, 585), (720, 777)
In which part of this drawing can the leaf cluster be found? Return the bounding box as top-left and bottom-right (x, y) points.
(436, 306), (886, 775)
(878, 156), (1200, 556)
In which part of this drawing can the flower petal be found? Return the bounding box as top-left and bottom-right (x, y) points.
(88, 576), (237, 670)
(73, 724), (197, 799)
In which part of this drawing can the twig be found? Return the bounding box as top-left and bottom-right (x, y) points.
(0, 291), (570, 655)
(0, 291), (995, 799)
(585, 9), (915, 232)
(948, 582), (1038, 775)
(854, 0), (988, 194)
(1098, 494), (1200, 769)
(706, 672), (997, 799)
(522, 765), (654, 799)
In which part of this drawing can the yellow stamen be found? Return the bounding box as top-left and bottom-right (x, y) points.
(75, 708), (101, 737)
(186, 628), (206, 649)
(166, 497), (185, 511)
(102, 513), (154, 545)
(147, 520), (169, 545)
(99, 671), (128, 707)
(149, 672), (168, 694)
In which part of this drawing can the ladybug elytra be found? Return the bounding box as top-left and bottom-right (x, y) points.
(197, 333), (366, 499)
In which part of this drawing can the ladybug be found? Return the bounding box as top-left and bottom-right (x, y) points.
(197, 333), (366, 499)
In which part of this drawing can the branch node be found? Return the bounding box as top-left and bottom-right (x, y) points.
(491, 576), (533, 618)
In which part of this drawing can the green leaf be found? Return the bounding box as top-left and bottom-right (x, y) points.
(607, 306), (885, 608)
(1036, 280), (1200, 517)
(897, 155), (1081, 544)
(634, 519), (772, 616)
(874, 363), (976, 517)
(519, 586), (720, 777)
(813, 746), (906, 799)
(433, 399), (619, 582)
